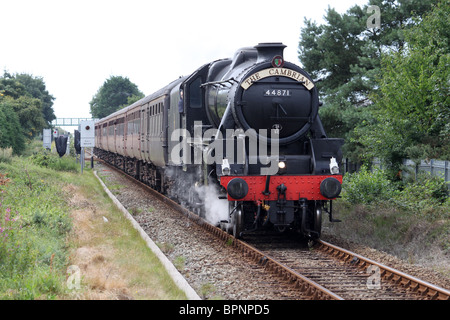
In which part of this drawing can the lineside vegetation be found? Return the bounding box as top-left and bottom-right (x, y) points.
(0, 140), (186, 299)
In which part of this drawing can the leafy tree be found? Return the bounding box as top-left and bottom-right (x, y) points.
(0, 101), (25, 154)
(0, 72), (50, 145)
(363, 0), (437, 50)
(299, 6), (368, 93)
(0, 72), (27, 99)
(8, 96), (46, 139)
(375, 1), (449, 136)
(298, 0), (437, 164)
(14, 73), (56, 126)
(119, 94), (144, 109)
(90, 76), (144, 118)
(299, 0), (435, 99)
(361, 1), (450, 169)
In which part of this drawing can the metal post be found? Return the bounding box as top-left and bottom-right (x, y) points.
(445, 161), (449, 190)
(81, 148), (84, 174)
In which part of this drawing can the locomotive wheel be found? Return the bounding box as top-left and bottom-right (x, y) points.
(230, 202), (244, 238)
(313, 207), (322, 239)
(302, 202), (323, 239)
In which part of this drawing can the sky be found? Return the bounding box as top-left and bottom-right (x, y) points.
(1, 0), (369, 130)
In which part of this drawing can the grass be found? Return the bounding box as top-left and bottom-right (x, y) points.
(323, 200), (450, 277)
(0, 157), (72, 299)
(328, 166), (450, 277)
(65, 166), (188, 299)
(0, 143), (188, 300)
(200, 282), (223, 300)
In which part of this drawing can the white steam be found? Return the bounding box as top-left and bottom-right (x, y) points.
(196, 184), (229, 225)
(163, 167), (229, 226)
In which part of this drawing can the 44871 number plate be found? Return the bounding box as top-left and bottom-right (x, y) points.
(264, 89), (291, 97)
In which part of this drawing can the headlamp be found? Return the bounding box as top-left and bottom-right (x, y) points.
(329, 157), (339, 175)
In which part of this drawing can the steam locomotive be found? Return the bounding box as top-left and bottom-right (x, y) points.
(94, 43), (343, 239)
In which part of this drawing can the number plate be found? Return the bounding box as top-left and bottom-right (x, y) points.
(264, 89), (291, 97)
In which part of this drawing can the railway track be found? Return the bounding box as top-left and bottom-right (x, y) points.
(244, 234), (450, 300)
(95, 159), (450, 300)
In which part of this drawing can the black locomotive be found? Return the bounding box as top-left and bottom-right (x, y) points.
(95, 43), (343, 239)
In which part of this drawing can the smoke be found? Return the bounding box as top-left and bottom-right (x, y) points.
(163, 168), (229, 226)
(196, 184), (229, 226)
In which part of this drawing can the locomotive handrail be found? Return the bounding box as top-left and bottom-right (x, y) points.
(200, 78), (237, 88)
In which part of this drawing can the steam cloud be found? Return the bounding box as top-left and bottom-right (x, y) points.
(165, 169), (229, 226)
(196, 184), (228, 225)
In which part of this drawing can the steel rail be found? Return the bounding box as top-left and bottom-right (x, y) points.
(97, 160), (344, 300)
(97, 160), (449, 300)
(228, 236), (344, 300)
(318, 240), (450, 300)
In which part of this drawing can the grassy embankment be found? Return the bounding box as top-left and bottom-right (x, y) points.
(323, 166), (449, 277)
(2, 140), (448, 299)
(0, 142), (186, 299)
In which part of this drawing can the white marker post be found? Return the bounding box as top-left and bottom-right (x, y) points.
(43, 128), (52, 150)
(80, 120), (95, 174)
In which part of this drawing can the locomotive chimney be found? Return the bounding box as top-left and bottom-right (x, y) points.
(255, 43), (286, 63)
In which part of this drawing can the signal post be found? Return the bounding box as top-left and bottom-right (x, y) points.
(79, 120), (95, 173)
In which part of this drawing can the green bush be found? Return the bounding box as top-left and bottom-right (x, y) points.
(342, 165), (449, 221)
(50, 157), (78, 172)
(30, 150), (57, 168)
(30, 150), (78, 173)
(394, 172), (449, 217)
(0, 147), (13, 163)
(342, 166), (398, 204)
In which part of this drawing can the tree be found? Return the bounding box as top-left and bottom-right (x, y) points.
(14, 73), (56, 126)
(90, 76), (144, 118)
(299, 6), (368, 93)
(0, 72), (26, 99)
(8, 96), (46, 139)
(0, 101), (25, 154)
(362, 1), (450, 167)
(298, 0), (437, 163)
(299, 0), (435, 98)
(0, 72), (50, 144)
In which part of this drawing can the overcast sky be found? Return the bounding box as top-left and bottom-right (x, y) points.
(1, 0), (369, 125)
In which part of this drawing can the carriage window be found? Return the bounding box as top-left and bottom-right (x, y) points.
(189, 77), (202, 108)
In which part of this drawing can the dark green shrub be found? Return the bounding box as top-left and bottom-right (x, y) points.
(342, 166), (398, 204)
(394, 172), (449, 216)
(30, 150), (77, 173)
